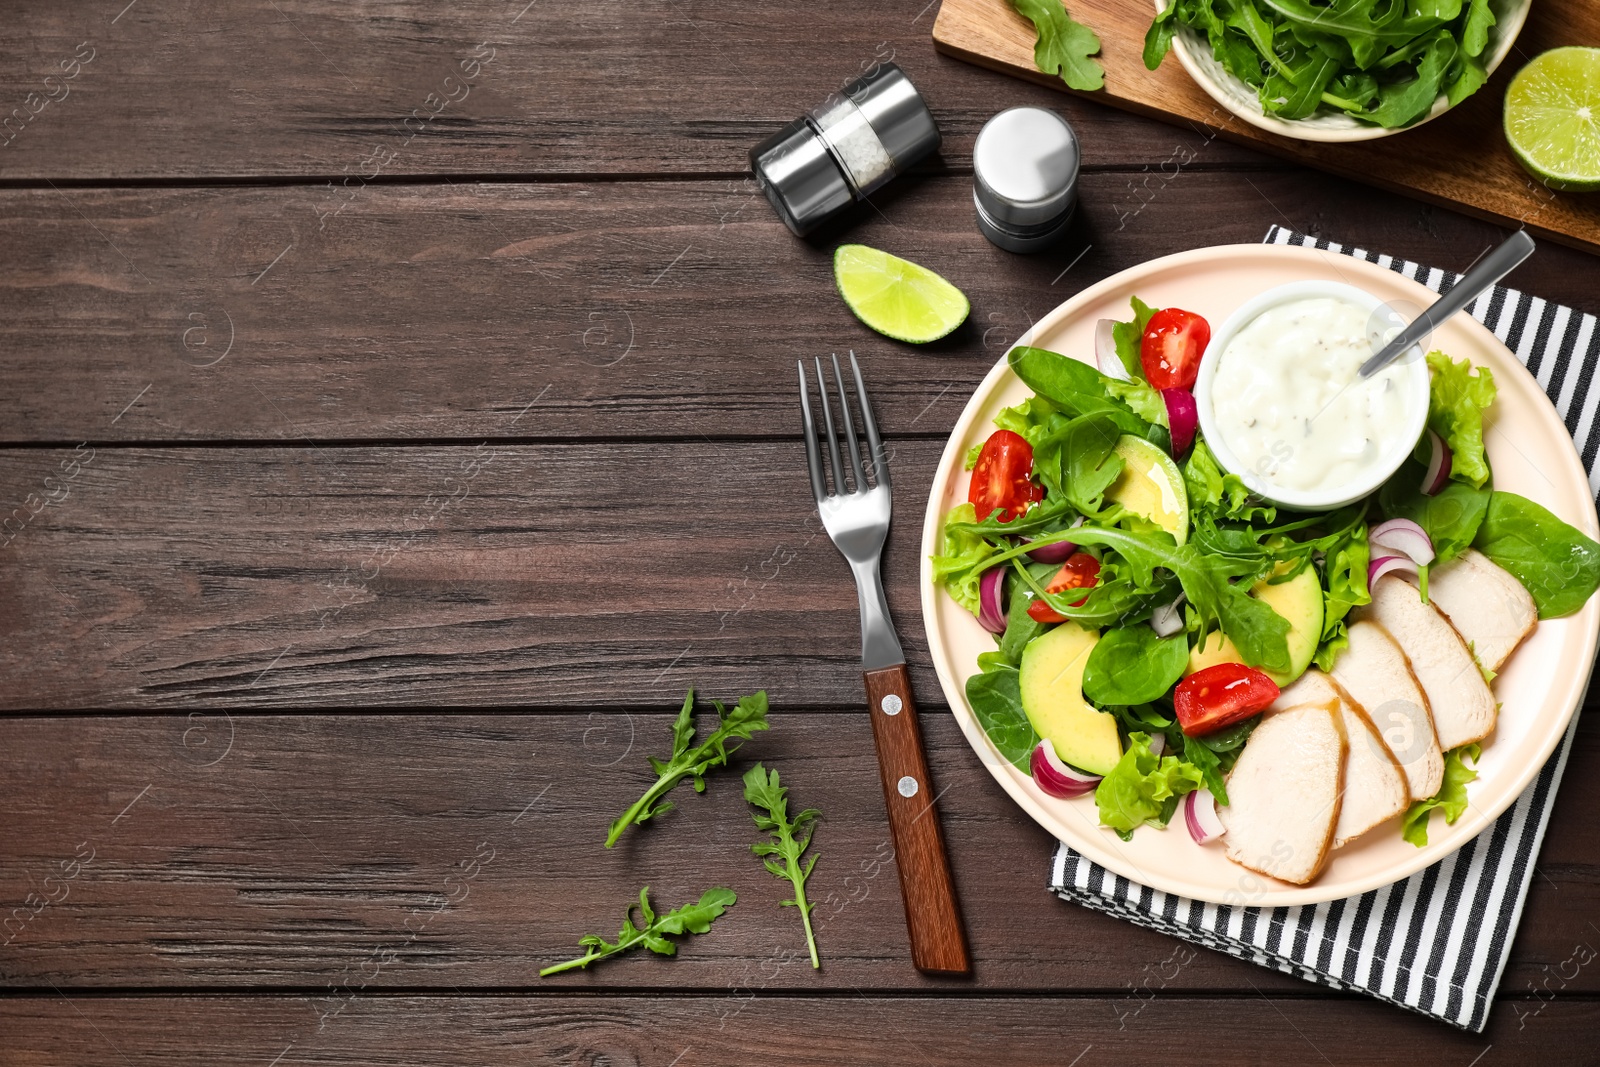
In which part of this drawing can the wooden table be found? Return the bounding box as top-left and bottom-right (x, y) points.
(1, 2), (1596, 1062)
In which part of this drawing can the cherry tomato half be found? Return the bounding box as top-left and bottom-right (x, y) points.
(1140, 307), (1211, 391)
(1026, 552), (1101, 623)
(1173, 663), (1279, 737)
(969, 429), (1042, 523)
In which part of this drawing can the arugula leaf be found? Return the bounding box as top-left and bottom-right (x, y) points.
(1379, 459), (1490, 566)
(1181, 731), (1228, 804)
(1110, 295), (1157, 380)
(1313, 518), (1371, 670)
(1082, 626), (1188, 706)
(1095, 731), (1204, 839)
(605, 690), (770, 847)
(1008, 0), (1104, 92)
(1367, 31), (1457, 128)
(965, 664), (1039, 772)
(742, 763), (822, 969)
(1422, 351), (1497, 488)
(1400, 744), (1480, 847)
(1474, 492), (1600, 618)
(539, 886), (736, 975)
(928, 503), (1000, 615)
(1183, 440), (1274, 523)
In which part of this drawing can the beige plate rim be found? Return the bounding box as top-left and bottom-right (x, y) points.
(917, 242), (1600, 907)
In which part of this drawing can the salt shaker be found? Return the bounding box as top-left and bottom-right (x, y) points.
(750, 63), (941, 237)
(972, 107), (1080, 254)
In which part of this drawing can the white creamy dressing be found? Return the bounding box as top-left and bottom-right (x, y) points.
(1211, 296), (1420, 493)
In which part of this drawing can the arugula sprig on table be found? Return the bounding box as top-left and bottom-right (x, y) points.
(1007, 0), (1105, 92)
(539, 886), (736, 976)
(743, 763), (822, 969)
(605, 689), (770, 847)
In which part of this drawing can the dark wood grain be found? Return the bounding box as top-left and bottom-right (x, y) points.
(2, 993), (1596, 1065)
(862, 663), (968, 974)
(0, 712), (1595, 995)
(0, 0), (1272, 181)
(0, 173), (1593, 445)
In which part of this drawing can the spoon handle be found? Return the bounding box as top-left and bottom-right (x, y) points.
(1359, 229), (1536, 378)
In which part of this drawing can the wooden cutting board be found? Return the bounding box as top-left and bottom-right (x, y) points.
(933, 0), (1600, 256)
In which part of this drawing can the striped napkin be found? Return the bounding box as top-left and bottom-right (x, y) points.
(1046, 225), (1595, 1032)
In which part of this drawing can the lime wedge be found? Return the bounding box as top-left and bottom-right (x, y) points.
(1505, 47), (1600, 192)
(834, 244), (969, 343)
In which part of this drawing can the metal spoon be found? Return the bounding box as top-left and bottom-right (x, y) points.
(1359, 229), (1537, 378)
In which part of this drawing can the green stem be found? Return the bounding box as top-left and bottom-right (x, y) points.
(791, 873), (820, 970)
(539, 927), (647, 977)
(604, 776), (674, 848)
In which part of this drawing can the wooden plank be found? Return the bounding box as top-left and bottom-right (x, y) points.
(933, 0), (1600, 256)
(1, 173), (1595, 445)
(1, 992), (1595, 1063)
(0, 0), (1268, 180)
(3, 440), (1598, 709)
(0, 712), (1595, 992)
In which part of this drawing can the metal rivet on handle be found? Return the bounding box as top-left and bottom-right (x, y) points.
(897, 775), (919, 798)
(880, 694), (902, 716)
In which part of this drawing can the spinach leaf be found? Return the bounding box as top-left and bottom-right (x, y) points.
(998, 566), (1051, 665)
(965, 665), (1039, 772)
(1379, 459), (1490, 566)
(1047, 412), (1124, 514)
(1095, 731), (1204, 839)
(1082, 626), (1189, 706)
(1474, 492), (1600, 619)
(1421, 351), (1497, 488)
(1008, 0), (1104, 92)
(1008, 346), (1171, 452)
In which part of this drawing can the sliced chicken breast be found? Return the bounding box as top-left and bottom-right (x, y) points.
(1272, 670), (1408, 848)
(1409, 548), (1537, 674)
(1330, 620), (1446, 801)
(1219, 700), (1345, 885)
(1354, 576), (1498, 751)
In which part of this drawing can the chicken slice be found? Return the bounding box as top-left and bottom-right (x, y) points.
(1353, 576), (1498, 751)
(1272, 670), (1408, 848)
(1330, 620), (1446, 801)
(1408, 548), (1537, 675)
(1219, 699), (1345, 885)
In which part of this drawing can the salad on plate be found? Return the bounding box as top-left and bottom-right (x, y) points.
(931, 294), (1600, 885)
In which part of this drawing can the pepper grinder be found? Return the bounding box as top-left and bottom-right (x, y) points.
(972, 107), (1080, 254)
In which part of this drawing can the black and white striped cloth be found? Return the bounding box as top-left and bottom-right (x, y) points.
(1046, 226), (1594, 1032)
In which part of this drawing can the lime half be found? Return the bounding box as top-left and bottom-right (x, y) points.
(834, 244), (969, 343)
(1505, 47), (1600, 192)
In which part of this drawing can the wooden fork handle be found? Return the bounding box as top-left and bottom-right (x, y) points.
(862, 663), (971, 975)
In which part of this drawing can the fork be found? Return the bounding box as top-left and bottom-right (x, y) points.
(798, 351), (970, 976)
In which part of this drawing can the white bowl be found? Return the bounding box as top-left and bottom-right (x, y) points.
(1193, 280), (1430, 510)
(1159, 0), (1533, 143)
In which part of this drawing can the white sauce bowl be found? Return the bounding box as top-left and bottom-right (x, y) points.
(1194, 280), (1430, 511)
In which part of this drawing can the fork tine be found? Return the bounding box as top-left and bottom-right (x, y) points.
(831, 353), (868, 492)
(797, 360), (827, 503)
(814, 356), (846, 494)
(847, 351), (890, 491)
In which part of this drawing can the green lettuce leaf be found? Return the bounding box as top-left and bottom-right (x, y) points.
(1110, 295), (1157, 380)
(1423, 350), (1497, 488)
(928, 503), (997, 615)
(1095, 731), (1204, 839)
(1400, 743), (1480, 846)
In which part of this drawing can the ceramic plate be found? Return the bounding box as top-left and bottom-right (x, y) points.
(919, 243), (1600, 907)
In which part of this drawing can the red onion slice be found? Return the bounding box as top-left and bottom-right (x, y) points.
(1370, 517), (1435, 566)
(1421, 428), (1452, 496)
(1025, 517), (1086, 564)
(1368, 554), (1420, 587)
(1184, 788), (1226, 844)
(1150, 593), (1187, 637)
(1162, 388), (1198, 454)
(977, 567), (1007, 634)
(1095, 319), (1130, 381)
(1030, 739), (1102, 798)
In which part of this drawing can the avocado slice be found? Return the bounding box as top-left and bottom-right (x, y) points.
(1186, 565), (1324, 686)
(1019, 621), (1122, 776)
(1106, 435), (1189, 545)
